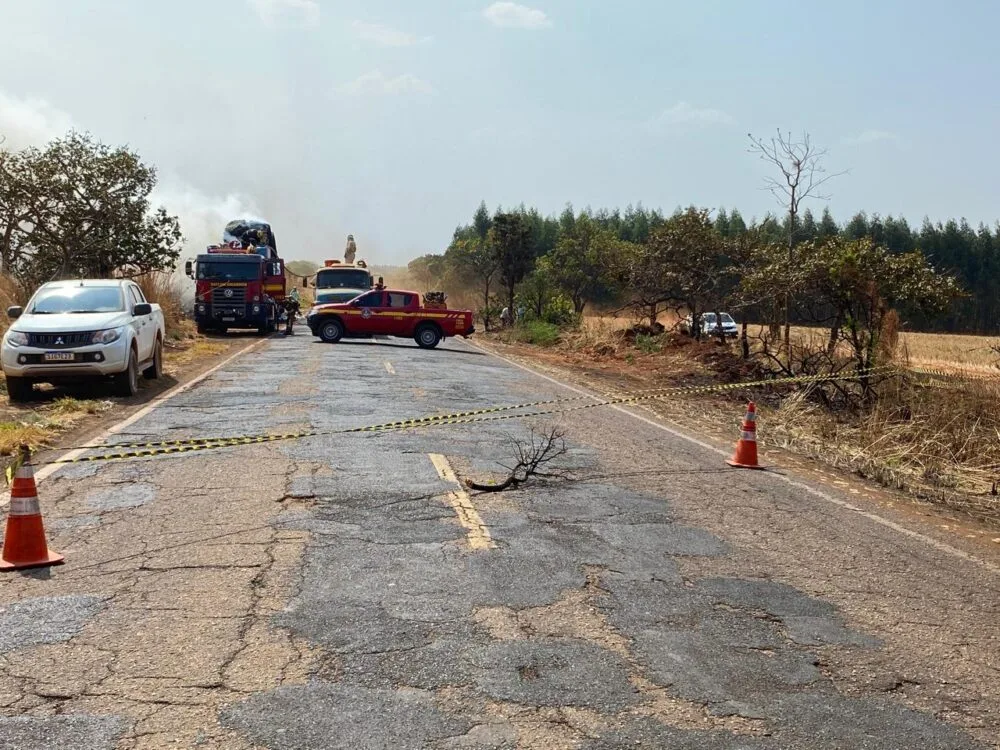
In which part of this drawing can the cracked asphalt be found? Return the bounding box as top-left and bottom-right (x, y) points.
(0, 333), (998, 749)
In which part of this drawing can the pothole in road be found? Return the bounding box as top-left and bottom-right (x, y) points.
(83, 482), (155, 511)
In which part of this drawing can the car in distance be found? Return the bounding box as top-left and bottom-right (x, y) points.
(1, 279), (165, 402)
(306, 288), (474, 349)
(680, 312), (739, 339)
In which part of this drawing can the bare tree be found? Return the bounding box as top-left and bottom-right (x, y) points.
(464, 426), (571, 492)
(748, 130), (845, 363)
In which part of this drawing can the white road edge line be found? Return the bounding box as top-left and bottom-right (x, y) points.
(428, 453), (494, 551)
(471, 343), (1000, 576)
(3, 337), (270, 504)
(384, 361), (396, 375)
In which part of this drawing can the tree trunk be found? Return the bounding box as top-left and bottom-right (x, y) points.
(482, 278), (491, 332)
(740, 315), (750, 360)
(826, 312), (843, 357)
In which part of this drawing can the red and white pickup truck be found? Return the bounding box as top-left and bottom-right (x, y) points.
(305, 289), (475, 349)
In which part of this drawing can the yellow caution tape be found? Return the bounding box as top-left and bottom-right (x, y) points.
(39, 367), (895, 466)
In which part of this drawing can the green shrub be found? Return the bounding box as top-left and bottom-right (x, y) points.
(634, 333), (665, 354)
(513, 321), (561, 347)
(542, 294), (578, 327)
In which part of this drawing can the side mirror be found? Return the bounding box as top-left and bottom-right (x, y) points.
(184, 260), (193, 278)
(133, 303), (152, 316)
(7, 305), (22, 319)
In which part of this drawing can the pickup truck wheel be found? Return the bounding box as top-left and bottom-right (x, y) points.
(113, 348), (140, 397)
(319, 319), (343, 343)
(196, 323), (208, 335)
(415, 324), (441, 349)
(5, 376), (33, 403)
(143, 337), (163, 379)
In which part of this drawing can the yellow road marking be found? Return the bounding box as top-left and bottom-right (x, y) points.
(384, 361), (396, 375)
(428, 453), (494, 551)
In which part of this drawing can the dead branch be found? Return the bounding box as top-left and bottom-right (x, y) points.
(464, 426), (571, 492)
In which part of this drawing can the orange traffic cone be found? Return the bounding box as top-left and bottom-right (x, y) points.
(1, 445), (64, 571)
(727, 402), (764, 470)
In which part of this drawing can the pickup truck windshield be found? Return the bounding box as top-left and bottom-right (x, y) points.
(316, 269), (372, 290)
(29, 287), (124, 314)
(197, 262), (261, 281)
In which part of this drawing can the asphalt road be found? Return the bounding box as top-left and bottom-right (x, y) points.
(0, 332), (997, 749)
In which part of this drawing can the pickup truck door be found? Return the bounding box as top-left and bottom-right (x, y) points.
(350, 291), (387, 335)
(127, 285), (153, 360)
(383, 291), (416, 336)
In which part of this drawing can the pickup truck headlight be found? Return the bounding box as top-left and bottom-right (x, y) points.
(92, 327), (125, 345)
(5, 330), (28, 348)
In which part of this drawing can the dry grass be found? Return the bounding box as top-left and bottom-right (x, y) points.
(586, 314), (1000, 373)
(491, 317), (1000, 525)
(0, 275), (28, 339)
(134, 271), (186, 340)
(0, 396), (114, 456)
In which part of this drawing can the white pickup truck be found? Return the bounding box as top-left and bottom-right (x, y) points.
(1, 279), (165, 402)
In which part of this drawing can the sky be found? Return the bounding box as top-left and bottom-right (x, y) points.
(2, 0), (999, 266)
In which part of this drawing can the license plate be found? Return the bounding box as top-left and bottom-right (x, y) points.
(222, 317), (235, 322)
(43, 352), (75, 362)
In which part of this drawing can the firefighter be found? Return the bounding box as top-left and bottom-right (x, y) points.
(345, 234), (357, 264)
(283, 289), (301, 335)
(374, 276), (385, 291)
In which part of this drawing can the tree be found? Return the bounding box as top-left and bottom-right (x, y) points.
(0, 143), (33, 274)
(748, 130), (845, 357)
(618, 208), (728, 336)
(407, 254), (447, 291)
(490, 211), (533, 312)
(445, 236), (500, 330)
(545, 215), (618, 314)
(518, 259), (554, 318)
(1, 131), (182, 284)
(803, 237), (962, 389)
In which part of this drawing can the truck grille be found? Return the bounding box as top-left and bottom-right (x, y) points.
(212, 287), (247, 305)
(27, 332), (94, 348)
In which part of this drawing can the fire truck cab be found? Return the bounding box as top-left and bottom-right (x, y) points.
(185, 242), (281, 335)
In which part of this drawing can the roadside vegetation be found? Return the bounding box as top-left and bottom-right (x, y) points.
(0, 130), (236, 457)
(410, 132), (1000, 524)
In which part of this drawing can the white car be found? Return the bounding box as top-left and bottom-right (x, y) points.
(681, 312), (739, 339)
(1, 279), (165, 402)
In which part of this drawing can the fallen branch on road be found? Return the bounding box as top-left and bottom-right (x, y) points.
(464, 426), (570, 492)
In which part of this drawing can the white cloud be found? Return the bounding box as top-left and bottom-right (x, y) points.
(483, 2), (552, 29)
(647, 102), (734, 130)
(351, 20), (430, 47)
(336, 71), (435, 97)
(248, 0), (320, 28)
(0, 90), (75, 149)
(844, 129), (899, 145)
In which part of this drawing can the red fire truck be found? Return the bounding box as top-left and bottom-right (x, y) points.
(185, 241), (284, 335)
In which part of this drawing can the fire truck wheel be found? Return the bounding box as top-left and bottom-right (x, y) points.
(415, 324), (441, 350)
(319, 318), (344, 343)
